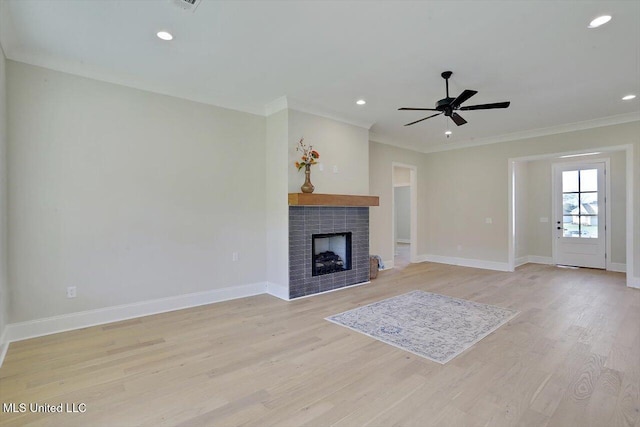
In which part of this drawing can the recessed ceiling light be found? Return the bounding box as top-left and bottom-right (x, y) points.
(156, 31), (173, 41)
(445, 130), (452, 136)
(622, 94), (636, 101)
(356, 99), (366, 105)
(588, 15), (612, 28)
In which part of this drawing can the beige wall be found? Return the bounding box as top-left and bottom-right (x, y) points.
(7, 61), (267, 323)
(525, 159), (552, 258)
(421, 145), (508, 262)
(371, 121), (639, 282)
(288, 109), (369, 195)
(0, 47), (8, 337)
(426, 122), (638, 269)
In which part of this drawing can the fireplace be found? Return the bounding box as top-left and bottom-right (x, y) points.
(289, 206), (370, 299)
(312, 232), (352, 276)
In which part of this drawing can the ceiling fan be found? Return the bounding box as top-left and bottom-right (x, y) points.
(399, 71), (510, 127)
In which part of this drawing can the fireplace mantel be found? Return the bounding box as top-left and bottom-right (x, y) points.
(288, 193), (379, 207)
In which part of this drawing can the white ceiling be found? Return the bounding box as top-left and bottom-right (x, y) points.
(1, 0), (639, 153)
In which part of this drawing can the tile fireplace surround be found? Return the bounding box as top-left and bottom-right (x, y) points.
(289, 206), (370, 298)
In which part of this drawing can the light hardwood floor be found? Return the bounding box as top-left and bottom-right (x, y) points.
(0, 262), (639, 426)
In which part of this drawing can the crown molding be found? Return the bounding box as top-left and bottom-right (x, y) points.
(371, 112), (640, 154)
(4, 50), (638, 147)
(422, 111), (640, 154)
(0, 1), (13, 57)
(6, 51), (269, 117)
(368, 131), (425, 154)
(4, 52), (375, 129)
(264, 96), (289, 116)
(265, 95), (374, 129)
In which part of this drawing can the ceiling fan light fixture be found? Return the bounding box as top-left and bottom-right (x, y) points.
(622, 94), (636, 101)
(588, 15), (611, 28)
(356, 99), (366, 105)
(156, 31), (174, 41)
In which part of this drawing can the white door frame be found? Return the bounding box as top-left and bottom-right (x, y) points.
(507, 144), (636, 288)
(391, 162), (418, 267)
(551, 160), (609, 268)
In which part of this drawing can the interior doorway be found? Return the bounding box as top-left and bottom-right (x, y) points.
(508, 144), (635, 289)
(391, 163), (417, 269)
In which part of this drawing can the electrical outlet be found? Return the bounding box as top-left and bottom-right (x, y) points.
(333, 165), (339, 173)
(485, 217), (493, 224)
(540, 217), (549, 223)
(66, 286), (77, 298)
(457, 245), (462, 252)
(318, 163), (324, 171)
(232, 252), (239, 262)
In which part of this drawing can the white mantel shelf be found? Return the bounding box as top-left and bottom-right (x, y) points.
(288, 193), (379, 207)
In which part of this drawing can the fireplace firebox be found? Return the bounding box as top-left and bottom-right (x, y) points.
(312, 232), (352, 276)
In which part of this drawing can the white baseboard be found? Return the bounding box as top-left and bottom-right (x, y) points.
(266, 281), (290, 301)
(608, 262), (626, 273)
(382, 260), (394, 270)
(628, 276), (640, 289)
(3, 282), (268, 345)
(517, 256), (624, 272)
(396, 239), (411, 244)
(513, 255), (554, 267)
(0, 341), (8, 368)
(415, 254), (511, 272)
(0, 324), (7, 347)
(413, 254), (429, 263)
(527, 256), (554, 265)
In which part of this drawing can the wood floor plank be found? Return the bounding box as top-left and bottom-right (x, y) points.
(0, 262), (637, 426)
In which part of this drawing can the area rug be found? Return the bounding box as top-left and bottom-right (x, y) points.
(326, 290), (518, 364)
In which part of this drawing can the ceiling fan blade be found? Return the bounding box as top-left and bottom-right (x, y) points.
(398, 107), (439, 111)
(459, 101), (510, 110)
(450, 113), (467, 126)
(450, 89), (478, 109)
(404, 113), (442, 126)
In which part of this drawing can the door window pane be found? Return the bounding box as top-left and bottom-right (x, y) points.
(581, 192), (598, 208)
(562, 170), (579, 192)
(563, 215), (577, 237)
(563, 193), (579, 215)
(580, 169), (598, 192)
(582, 223), (598, 238)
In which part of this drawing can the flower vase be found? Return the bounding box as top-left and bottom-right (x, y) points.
(301, 164), (315, 193)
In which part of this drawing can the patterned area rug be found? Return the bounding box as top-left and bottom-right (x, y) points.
(326, 290), (518, 364)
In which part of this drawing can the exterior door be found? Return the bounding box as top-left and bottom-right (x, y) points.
(553, 162), (606, 269)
